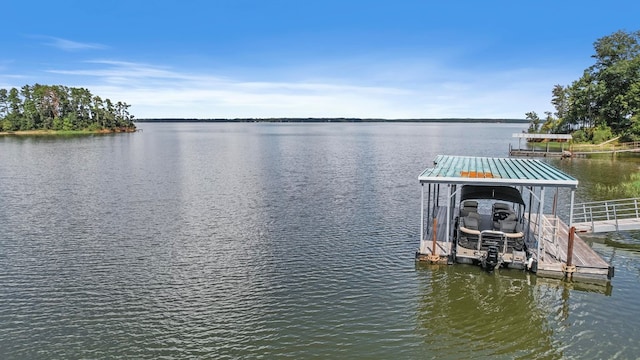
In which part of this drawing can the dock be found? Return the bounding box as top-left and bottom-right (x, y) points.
(421, 207), (612, 283)
(416, 155), (613, 285)
(509, 148), (571, 157)
(509, 133), (640, 158)
(509, 133), (572, 157)
(529, 214), (612, 283)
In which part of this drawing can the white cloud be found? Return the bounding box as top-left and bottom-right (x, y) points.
(42, 36), (107, 51)
(42, 58), (559, 119)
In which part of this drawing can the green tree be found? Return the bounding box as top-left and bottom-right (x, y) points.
(529, 30), (640, 141)
(551, 84), (569, 120)
(525, 111), (541, 133)
(0, 84), (135, 132)
(0, 88), (8, 119)
(583, 30), (640, 136)
(540, 111), (561, 133)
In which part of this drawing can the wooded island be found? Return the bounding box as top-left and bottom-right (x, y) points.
(0, 84), (136, 133)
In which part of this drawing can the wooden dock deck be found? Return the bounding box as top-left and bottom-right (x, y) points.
(422, 207), (612, 284)
(509, 134), (640, 158)
(574, 217), (640, 233)
(531, 214), (612, 284)
(509, 148), (640, 158)
(509, 149), (568, 157)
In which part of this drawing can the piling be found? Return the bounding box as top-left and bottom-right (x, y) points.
(427, 218), (441, 262)
(563, 226), (577, 278)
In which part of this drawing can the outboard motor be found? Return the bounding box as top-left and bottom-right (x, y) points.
(484, 245), (500, 272)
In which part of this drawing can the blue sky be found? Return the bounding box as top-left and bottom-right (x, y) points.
(1, 0), (639, 119)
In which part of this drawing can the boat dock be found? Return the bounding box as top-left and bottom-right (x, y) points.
(509, 133), (640, 158)
(509, 133), (572, 157)
(415, 155), (613, 285)
(420, 207), (612, 283)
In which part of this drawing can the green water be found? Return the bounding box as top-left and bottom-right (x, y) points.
(0, 122), (638, 359)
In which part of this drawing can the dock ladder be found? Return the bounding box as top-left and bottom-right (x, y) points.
(536, 214), (561, 262)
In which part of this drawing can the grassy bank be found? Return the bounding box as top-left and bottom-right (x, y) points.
(595, 173), (640, 198)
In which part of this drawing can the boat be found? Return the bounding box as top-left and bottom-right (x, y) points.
(415, 155), (613, 282)
(456, 185), (528, 271)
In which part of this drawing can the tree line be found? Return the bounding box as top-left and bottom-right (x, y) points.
(0, 84), (135, 132)
(527, 30), (640, 142)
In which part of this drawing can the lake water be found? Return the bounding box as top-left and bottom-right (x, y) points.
(1, 122), (639, 359)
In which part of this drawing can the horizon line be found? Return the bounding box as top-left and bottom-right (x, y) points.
(135, 117), (528, 123)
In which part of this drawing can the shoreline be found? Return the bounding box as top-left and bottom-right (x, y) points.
(0, 128), (137, 136)
(135, 117), (527, 123)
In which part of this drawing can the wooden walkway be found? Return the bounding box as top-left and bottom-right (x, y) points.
(574, 218), (640, 233)
(510, 140), (640, 158)
(422, 207), (612, 283)
(509, 149), (569, 157)
(572, 197), (640, 233)
(510, 148), (640, 158)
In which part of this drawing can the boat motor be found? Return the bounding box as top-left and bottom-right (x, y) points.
(483, 245), (500, 271)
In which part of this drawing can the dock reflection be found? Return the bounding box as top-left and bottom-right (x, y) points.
(413, 263), (612, 358)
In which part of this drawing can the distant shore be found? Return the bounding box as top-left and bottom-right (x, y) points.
(135, 117), (527, 123)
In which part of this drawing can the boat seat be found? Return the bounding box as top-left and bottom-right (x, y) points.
(494, 212), (516, 230)
(462, 200), (478, 209)
(463, 216), (479, 230)
(492, 202), (510, 212)
(460, 207), (474, 217)
(460, 201), (478, 217)
(493, 210), (516, 229)
(500, 220), (518, 233)
(466, 211), (480, 219)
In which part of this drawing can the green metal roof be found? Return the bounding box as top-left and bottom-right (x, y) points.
(418, 155), (578, 188)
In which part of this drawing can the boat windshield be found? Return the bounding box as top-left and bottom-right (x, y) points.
(460, 185), (525, 206)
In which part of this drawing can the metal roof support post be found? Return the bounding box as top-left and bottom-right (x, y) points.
(526, 186), (533, 239)
(569, 189), (575, 228)
(420, 184), (424, 242)
(537, 187), (546, 262)
(446, 184), (452, 244)
(427, 184), (432, 227)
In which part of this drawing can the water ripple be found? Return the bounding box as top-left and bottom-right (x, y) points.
(1, 123), (639, 359)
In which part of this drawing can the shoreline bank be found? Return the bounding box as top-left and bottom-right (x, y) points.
(0, 128), (137, 136)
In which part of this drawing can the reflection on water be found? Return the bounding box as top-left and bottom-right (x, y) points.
(548, 155), (640, 202)
(416, 264), (560, 359)
(1, 123), (640, 358)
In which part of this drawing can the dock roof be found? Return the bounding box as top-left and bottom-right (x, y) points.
(418, 155), (578, 188)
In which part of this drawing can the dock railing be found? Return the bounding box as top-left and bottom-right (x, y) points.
(572, 198), (640, 232)
(538, 215), (561, 262)
(571, 140), (640, 154)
